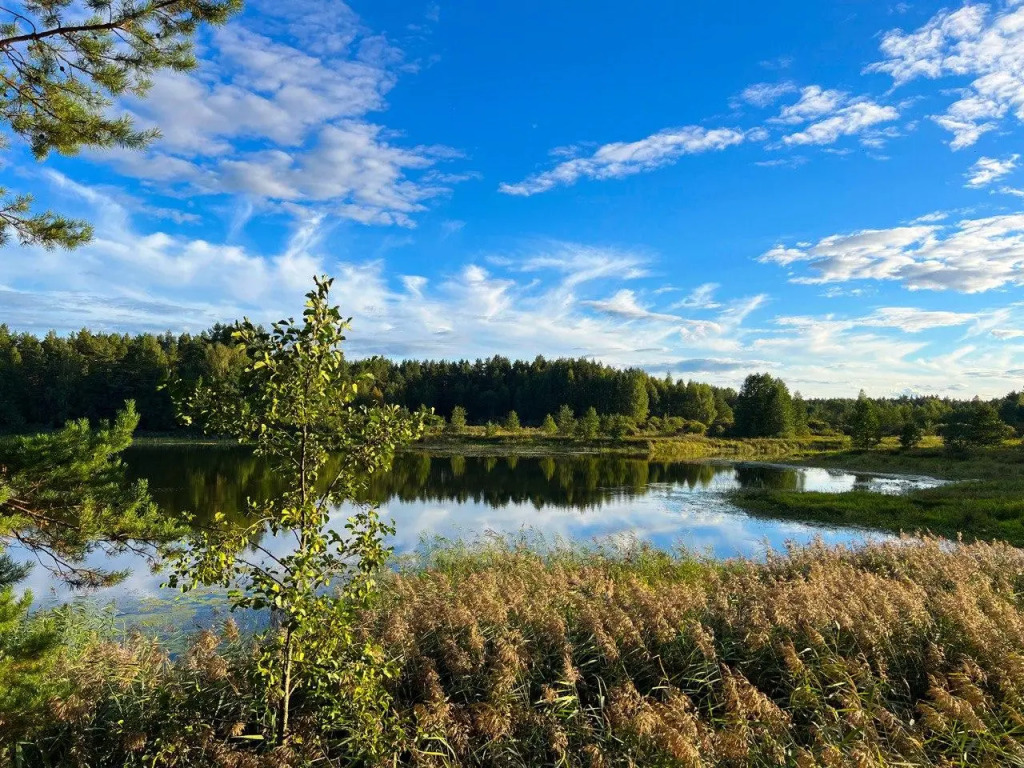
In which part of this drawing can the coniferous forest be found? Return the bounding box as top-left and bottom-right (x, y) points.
(4, 325), (1022, 442)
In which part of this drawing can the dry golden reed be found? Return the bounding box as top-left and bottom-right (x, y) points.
(362, 536), (1024, 767)
(19, 536), (1024, 767)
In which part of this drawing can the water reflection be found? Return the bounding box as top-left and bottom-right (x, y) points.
(128, 448), (929, 522)
(16, 447), (942, 609)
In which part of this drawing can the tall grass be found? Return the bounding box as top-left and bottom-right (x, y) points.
(363, 536), (1024, 766)
(645, 435), (848, 462)
(16, 536), (1024, 766)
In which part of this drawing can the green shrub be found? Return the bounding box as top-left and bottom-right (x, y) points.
(447, 405), (468, 434)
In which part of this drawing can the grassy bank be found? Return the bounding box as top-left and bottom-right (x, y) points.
(732, 442), (1024, 545)
(18, 537), (1024, 766)
(643, 434), (847, 461)
(414, 430), (848, 460)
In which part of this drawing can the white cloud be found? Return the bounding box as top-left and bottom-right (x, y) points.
(860, 307), (978, 332)
(911, 211), (950, 224)
(517, 243), (650, 287)
(761, 213), (1024, 293)
(671, 283), (722, 310)
(965, 154), (1019, 187)
(775, 86), (847, 124)
(96, 3), (461, 228)
(10, 175), (1024, 399)
(498, 126), (747, 196)
(869, 2), (1024, 149)
(736, 81), (797, 108)
(781, 99), (900, 146)
(582, 290), (682, 322)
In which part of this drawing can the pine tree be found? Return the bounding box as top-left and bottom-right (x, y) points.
(0, 554), (68, 743)
(1, 0), (242, 248)
(0, 402), (173, 587)
(504, 410), (521, 432)
(540, 414), (557, 435)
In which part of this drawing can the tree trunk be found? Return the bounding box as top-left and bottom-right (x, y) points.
(278, 626), (294, 743)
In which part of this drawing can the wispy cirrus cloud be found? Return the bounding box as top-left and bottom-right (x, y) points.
(498, 126), (747, 196)
(671, 283), (722, 310)
(582, 290), (683, 322)
(734, 81), (798, 108)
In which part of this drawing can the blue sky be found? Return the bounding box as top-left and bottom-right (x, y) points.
(5, 0), (1024, 396)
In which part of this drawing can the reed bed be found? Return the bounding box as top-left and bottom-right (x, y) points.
(19, 536), (1024, 767)
(367, 536), (1024, 767)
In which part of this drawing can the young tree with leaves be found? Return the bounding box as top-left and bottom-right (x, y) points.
(555, 404), (575, 436)
(578, 406), (600, 440)
(1, 0), (241, 249)
(169, 277), (426, 752)
(899, 418), (923, 451)
(850, 390), (882, 450)
(447, 404), (468, 434)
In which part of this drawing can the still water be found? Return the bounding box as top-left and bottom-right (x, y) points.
(18, 446), (944, 610)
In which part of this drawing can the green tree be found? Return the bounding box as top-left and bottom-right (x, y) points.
(169, 277), (425, 751)
(556, 404), (576, 436)
(998, 391), (1024, 435)
(0, 402), (172, 587)
(604, 413), (634, 439)
(939, 400), (1013, 455)
(899, 418), (923, 451)
(0, 0), (241, 249)
(485, 420), (499, 437)
(711, 388), (735, 435)
(850, 391), (881, 450)
(578, 406), (600, 439)
(504, 410), (521, 432)
(681, 381), (717, 425)
(0, 403), (171, 747)
(733, 373), (794, 437)
(540, 413), (557, 435)
(620, 372), (650, 422)
(792, 391), (810, 437)
(448, 404), (468, 434)
(0, 554), (68, 745)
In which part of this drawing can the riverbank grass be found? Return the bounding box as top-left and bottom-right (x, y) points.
(732, 441), (1024, 545)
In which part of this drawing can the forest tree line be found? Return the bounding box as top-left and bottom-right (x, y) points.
(2, 325), (1022, 442)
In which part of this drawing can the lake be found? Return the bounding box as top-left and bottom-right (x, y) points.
(17, 445), (945, 611)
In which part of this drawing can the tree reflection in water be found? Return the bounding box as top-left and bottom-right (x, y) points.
(126, 446), (808, 530)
